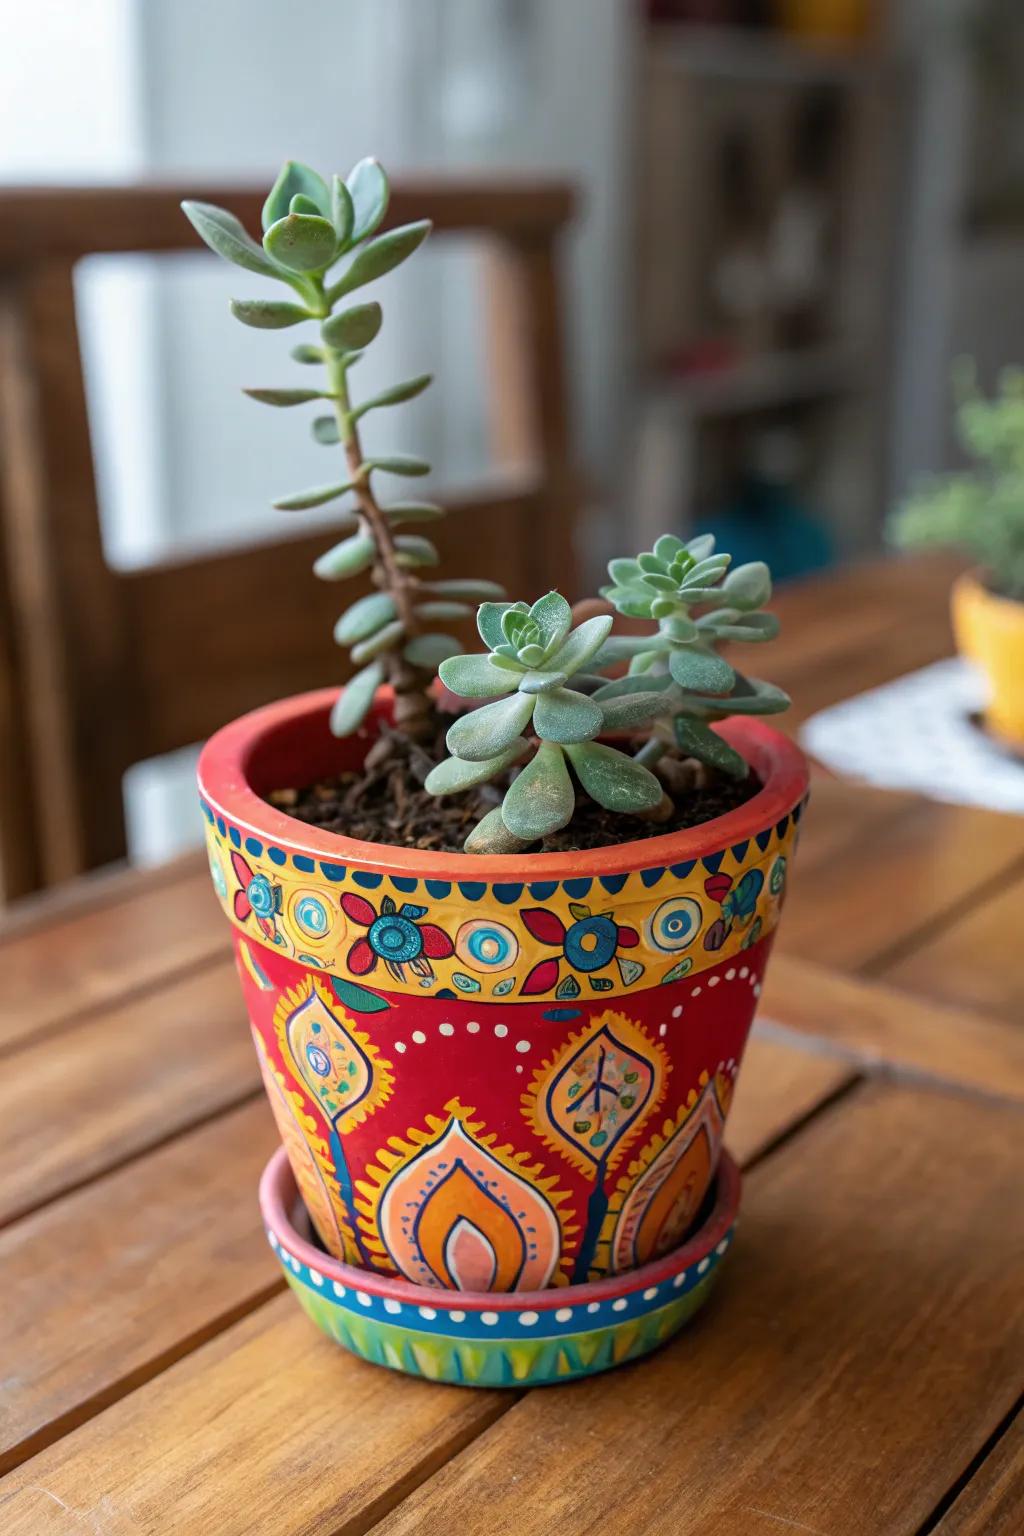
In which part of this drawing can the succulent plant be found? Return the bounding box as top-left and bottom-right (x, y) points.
(426, 593), (665, 851)
(888, 361), (1024, 602)
(596, 534), (789, 780)
(183, 158), (504, 741)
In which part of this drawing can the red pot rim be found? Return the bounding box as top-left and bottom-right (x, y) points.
(197, 686), (808, 881)
(260, 1141), (741, 1310)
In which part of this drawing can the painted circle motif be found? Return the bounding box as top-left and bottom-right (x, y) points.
(305, 1042), (332, 1077)
(564, 915), (619, 973)
(295, 893), (331, 939)
(646, 896), (702, 953)
(455, 918), (519, 974)
(246, 874), (276, 918)
(369, 913), (423, 964)
(770, 855), (787, 895)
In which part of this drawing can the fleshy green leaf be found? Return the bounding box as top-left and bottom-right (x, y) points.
(351, 619), (404, 664)
(262, 161), (331, 230)
(673, 717), (748, 778)
(721, 561), (772, 610)
(654, 533), (686, 563)
(668, 647), (736, 696)
(546, 614), (614, 677)
(346, 158), (390, 242)
(289, 193), (323, 217)
(477, 602), (514, 649)
(518, 669), (569, 695)
(422, 579), (506, 601)
(532, 687), (603, 744)
(403, 633), (461, 669)
(334, 592), (397, 645)
(529, 591), (572, 655)
(330, 175), (354, 246)
(413, 600), (473, 622)
(243, 387), (325, 407)
(393, 534), (439, 569)
(608, 557), (642, 586)
(351, 374), (432, 418)
(383, 501), (445, 524)
(181, 201), (281, 279)
(313, 533), (376, 580)
(592, 673), (673, 701)
(439, 653), (520, 699)
(424, 740), (529, 795)
(312, 415), (340, 445)
(364, 454), (430, 477)
(564, 741), (662, 814)
(330, 660), (383, 736)
(502, 741), (575, 840)
(290, 343), (324, 364)
(446, 692), (536, 761)
(330, 220), (432, 300)
(598, 691), (668, 731)
(230, 298), (311, 330)
(322, 302), (382, 351)
(593, 634), (666, 667)
(722, 675), (791, 715)
(699, 610), (780, 642)
(686, 533), (717, 561)
(464, 806), (532, 854)
(273, 479), (354, 510)
(263, 213), (337, 274)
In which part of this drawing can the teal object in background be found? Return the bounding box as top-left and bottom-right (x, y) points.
(707, 476), (834, 583)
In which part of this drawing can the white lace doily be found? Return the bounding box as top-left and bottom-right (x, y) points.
(799, 657), (1024, 815)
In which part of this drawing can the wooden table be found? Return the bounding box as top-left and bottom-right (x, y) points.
(1, 558), (1022, 1535)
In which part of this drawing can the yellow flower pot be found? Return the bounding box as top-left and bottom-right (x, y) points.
(952, 571), (1024, 752)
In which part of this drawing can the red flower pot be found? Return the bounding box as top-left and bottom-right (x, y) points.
(198, 689), (808, 1292)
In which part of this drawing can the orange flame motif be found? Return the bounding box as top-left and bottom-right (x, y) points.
(357, 1100), (573, 1290)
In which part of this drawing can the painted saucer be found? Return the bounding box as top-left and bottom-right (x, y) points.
(260, 1144), (740, 1387)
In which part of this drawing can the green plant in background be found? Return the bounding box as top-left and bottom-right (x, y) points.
(888, 361), (1024, 602)
(183, 159), (503, 740)
(427, 539), (789, 852)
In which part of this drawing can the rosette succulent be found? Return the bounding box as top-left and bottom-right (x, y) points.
(425, 593), (664, 851)
(596, 534), (789, 780)
(183, 157), (504, 741)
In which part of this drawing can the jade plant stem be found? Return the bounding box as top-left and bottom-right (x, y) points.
(319, 291), (431, 739)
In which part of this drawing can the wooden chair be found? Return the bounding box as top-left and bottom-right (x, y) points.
(0, 179), (579, 898)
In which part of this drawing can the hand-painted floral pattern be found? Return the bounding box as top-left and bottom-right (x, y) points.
(703, 868), (764, 952)
(231, 850), (283, 943)
(520, 903), (640, 997)
(341, 891), (454, 984)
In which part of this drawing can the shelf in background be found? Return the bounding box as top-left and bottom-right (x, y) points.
(650, 25), (885, 88)
(644, 345), (867, 420)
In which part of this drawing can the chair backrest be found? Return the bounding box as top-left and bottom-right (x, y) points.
(0, 179), (579, 897)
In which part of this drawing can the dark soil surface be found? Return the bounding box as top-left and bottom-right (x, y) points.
(269, 715), (761, 854)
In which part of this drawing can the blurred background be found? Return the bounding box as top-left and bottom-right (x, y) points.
(2, 0), (1023, 876)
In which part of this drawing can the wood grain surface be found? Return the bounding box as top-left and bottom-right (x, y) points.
(368, 1084), (1024, 1536)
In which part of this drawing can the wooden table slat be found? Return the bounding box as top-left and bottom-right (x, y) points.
(0, 1098), (281, 1475)
(0, 967), (256, 1226)
(933, 1412), (1024, 1535)
(364, 1083), (1024, 1536)
(762, 953), (1024, 1103)
(0, 1032), (847, 1495)
(883, 873), (1024, 1022)
(0, 856), (224, 1054)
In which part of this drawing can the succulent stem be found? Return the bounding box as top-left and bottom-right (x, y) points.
(319, 295), (432, 737)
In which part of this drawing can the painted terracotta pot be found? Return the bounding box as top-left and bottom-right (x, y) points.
(952, 570), (1024, 751)
(260, 1142), (741, 1386)
(198, 688), (808, 1293)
